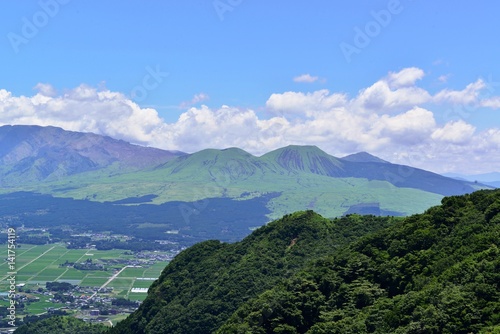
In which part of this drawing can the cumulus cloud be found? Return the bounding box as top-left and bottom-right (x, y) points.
(480, 96), (500, 109)
(2, 67), (500, 173)
(34, 83), (57, 97)
(434, 79), (486, 105)
(266, 90), (347, 116)
(373, 107), (436, 145)
(431, 120), (476, 144)
(386, 67), (425, 88)
(293, 74), (320, 83)
(0, 85), (164, 145)
(345, 68), (433, 114)
(354, 80), (431, 113)
(155, 106), (292, 153)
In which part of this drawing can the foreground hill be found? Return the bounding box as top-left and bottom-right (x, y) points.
(109, 212), (394, 334)
(109, 189), (500, 333)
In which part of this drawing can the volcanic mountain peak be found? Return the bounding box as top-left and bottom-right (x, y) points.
(341, 151), (389, 164)
(261, 144), (344, 176)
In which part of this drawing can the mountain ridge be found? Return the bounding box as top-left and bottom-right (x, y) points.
(109, 211), (395, 334)
(0, 125), (489, 218)
(0, 125), (185, 184)
(341, 151), (389, 164)
(260, 145), (345, 177)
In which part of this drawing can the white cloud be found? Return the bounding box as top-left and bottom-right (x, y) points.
(438, 74), (450, 83)
(342, 67), (432, 115)
(34, 83), (57, 97)
(179, 92), (210, 109)
(353, 81), (431, 113)
(431, 120), (476, 144)
(2, 67), (500, 174)
(386, 67), (425, 89)
(151, 105), (293, 154)
(0, 84), (163, 145)
(374, 107), (436, 145)
(480, 96), (500, 109)
(266, 90), (347, 116)
(434, 79), (486, 105)
(293, 74), (319, 83)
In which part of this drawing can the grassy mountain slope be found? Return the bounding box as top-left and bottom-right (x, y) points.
(107, 189), (500, 333)
(259, 145), (345, 176)
(4, 144), (480, 218)
(341, 151), (389, 164)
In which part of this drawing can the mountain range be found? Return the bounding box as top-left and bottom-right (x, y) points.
(0, 125), (490, 221)
(0, 125), (184, 184)
(445, 172), (500, 188)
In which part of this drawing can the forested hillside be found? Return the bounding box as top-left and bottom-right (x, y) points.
(110, 189), (500, 334)
(14, 316), (106, 334)
(109, 212), (394, 333)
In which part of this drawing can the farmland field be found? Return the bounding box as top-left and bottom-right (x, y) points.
(0, 243), (172, 315)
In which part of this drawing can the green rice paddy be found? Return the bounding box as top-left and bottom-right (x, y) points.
(0, 243), (171, 315)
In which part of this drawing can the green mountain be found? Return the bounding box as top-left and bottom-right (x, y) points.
(37, 144), (483, 218)
(259, 145), (344, 176)
(341, 151), (389, 164)
(0, 125), (488, 220)
(107, 189), (500, 333)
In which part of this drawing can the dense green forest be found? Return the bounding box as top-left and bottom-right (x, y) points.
(218, 190), (500, 333)
(108, 212), (397, 333)
(0, 191), (274, 247)
(15, 189), (500, 333)
(14, 316), (106, 334)
(109, 189), (500, 334)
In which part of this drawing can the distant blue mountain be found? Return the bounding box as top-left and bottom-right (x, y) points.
(444, 172), (500, 188)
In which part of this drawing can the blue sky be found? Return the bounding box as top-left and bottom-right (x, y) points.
(1, 1), (500, 174)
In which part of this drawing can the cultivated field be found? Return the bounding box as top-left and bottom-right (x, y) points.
(0, 243), (171, 313)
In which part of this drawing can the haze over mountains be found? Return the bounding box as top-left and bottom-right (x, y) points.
(445, 172), (500, 189)
(0, 125), (488, 222)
